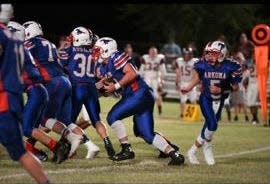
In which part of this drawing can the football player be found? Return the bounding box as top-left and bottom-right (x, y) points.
(0, 4), (50, 183)
(175, 47), (197, 118)
(92, 37), (185, 165)
(7, 21), (71, 162)
(140, 46), (166, 115)
(58, 26), (115, 159)
(22, 21), (90, 161)
(182, 41), (242, 165)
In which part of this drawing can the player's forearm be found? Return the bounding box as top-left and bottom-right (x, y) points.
(118, 64), (137, 87)
(118, 71), (137, 87)
(186, 70), (200, 90)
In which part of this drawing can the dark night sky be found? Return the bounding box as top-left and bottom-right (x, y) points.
(12, 3), (132, 48)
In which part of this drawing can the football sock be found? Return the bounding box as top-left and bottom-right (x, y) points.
(25, 141), (39, 155)
(111, 120), (128, 140)
(48, 139), (57, 152)
(152, 134), (169, 152)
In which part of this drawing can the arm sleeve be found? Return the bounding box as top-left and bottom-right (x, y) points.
(113, 52), (131, 70)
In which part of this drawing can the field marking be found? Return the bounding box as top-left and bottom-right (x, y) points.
(0, 146), (270, 181)
(0, 160), (160, 181)
(216, 146), (270, 158)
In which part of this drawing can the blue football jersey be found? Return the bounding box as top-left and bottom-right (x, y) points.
(0, 24), (24, 94)
(24, 37), (64, 81)
(59, 46), (96, 84)
(99, 51), (149, 97)
(194, 58), (242, 100)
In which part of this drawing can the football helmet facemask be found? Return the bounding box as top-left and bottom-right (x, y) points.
(204, 41), (227, 64)
(92, 37), (117, 63)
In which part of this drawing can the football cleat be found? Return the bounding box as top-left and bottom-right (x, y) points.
(35, 150), (48, 162)
(110, 143), (135, 161)
(85, 141), (100, 159)
(203, 142), (215, 165)
(158, 143), (179, 158)
(187, 148), (200, 165)
(52, 137), (71, 164)
(168, 150), (185, 166)
(104, 137), (115, 158)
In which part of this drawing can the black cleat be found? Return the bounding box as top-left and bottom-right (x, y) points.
(52, 137), (71, 164)
(158, 143), (179, 158)
(168, 150), (185, 166)
(35, 150), (48, 162)
(104, 137), (116, 158)
(110, 143), (135, 161)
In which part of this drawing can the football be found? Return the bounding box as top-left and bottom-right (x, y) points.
(96, 77), (116, 97)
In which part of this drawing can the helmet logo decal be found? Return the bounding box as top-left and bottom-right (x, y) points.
(75, 28), (84, 34)
(100, 39), (112, 44)
(218, 42), (225, 51)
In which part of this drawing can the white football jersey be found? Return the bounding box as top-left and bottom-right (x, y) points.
(140, 54), (166, 79)
(176, 57), (196, 83)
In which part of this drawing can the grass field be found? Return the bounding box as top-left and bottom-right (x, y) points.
(0, 97), (270, 184)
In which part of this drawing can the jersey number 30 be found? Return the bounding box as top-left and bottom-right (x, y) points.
(74, 53), (95, 77)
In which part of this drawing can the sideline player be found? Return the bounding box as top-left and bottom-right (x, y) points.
(175, 47), (197, 118)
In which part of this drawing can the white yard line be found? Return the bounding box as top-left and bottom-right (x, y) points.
(0, 146), (270, 180)
(0, 160), (159, 180)
(215, 146), (270, 158)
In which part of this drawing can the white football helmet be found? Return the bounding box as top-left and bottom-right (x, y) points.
(0, 4), (13, 23)
(7, 21), (25, 41)
(71, 26), (93, 47)
(204, 40), (227, 63)
(92, 37), (117, 62)
(23, 21), (43, 40)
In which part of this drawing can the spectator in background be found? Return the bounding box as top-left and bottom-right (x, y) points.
(230, 51), (249, 122)
(218, 34), (231, 56)
(161, 40), (182, 64)
(124, 43), (141, 69)
(242, 56), (260, 125)
(186, 41), (199, 58)
(161, 40), (182, 72)
(233, 33), (255, 66)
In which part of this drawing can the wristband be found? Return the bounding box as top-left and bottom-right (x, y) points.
(114, 82), (121, 90)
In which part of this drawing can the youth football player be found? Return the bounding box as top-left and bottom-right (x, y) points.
(182, 41), (242, 165)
